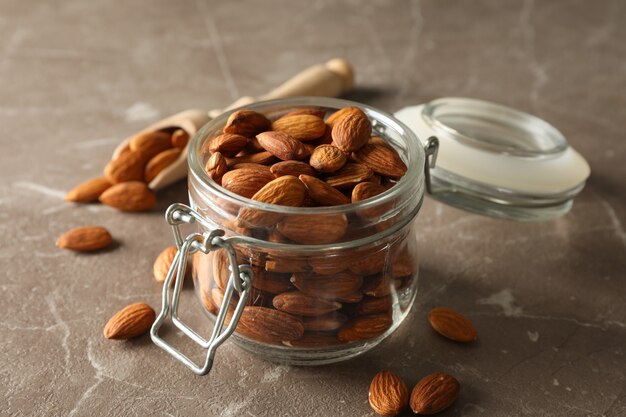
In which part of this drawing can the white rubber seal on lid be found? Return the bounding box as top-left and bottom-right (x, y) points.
(395, 98), (590, 196)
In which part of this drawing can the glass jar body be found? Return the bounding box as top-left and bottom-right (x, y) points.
(187, 97), (425, 365)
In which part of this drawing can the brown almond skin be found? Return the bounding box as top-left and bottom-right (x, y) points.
(222, 168), (276, 198)
(353, 142), (408, 179)
(309, 144), (347, 173)
(302, 312), (348, 332)
(231, 162), (273, 173)
(208, 133), (249, 157)
(325, 106), (367, 127)
(56, 226), (113, 252)
(410, 372), (460, 415)
(103, 302), (156, 340)
(65, 177), (112, 203)
(211, 250), (231, 291)
(299, 174), (350, 206)
(225, 151), (277, 167)
(104, 150), (146, 184)
(362, 274), (401, 298)
(276, 214), (348, 244)
(369, 370), (409, 417)
(205, 152), (228, 184)
(337, 313), (392, 342)
(251, 270), (293, 294)
(223, 110), (271, 137)
(352, 181), (387, 203)
(283, 332), (343, 348)
(352, 296), (392, 316)
(283, 107), (326, 119)
(129, 130), (173, 160)
(271, 114), (327, 141)
(273, 291), (342, 317)
(99, 181), (156, 212)
(270, 160), (316, 178)
(153, 246), (177, 284)
(256, 131), (310, 161)
(171, 129), (189, 149)
(291, 271), (362, 298)
(145, 148), (182, 182)
(325, 163), (374, 189)
(428, 307), (477, 342)
(236, 306), (304, 344)
(331, 113), (372, 152)
(237, 176), (307, 227)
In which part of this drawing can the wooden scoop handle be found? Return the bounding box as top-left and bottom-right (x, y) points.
(208, 58), (354, 117)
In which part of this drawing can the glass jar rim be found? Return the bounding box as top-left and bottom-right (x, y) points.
(188, 97), (425, 216)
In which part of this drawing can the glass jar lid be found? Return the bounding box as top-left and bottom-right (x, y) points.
(395, 97), (590, 220)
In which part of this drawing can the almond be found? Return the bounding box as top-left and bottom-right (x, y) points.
(349, 249), (387, 275)
(352, 296), (392, 316)
(325, 163), (373, 189)
(256, 131), (310, 161)
(428, 307), (477, 342)
(308, 254), (350, 275)
(145, 148), (182, 182)
(331, 113), (371, 152)
(302, 312), (348, 332)
(337, 313), (392, 342)
(392, 248), (415, 277)
(272, 291), (342, 317)
(56, 226), (113, 252)
(99, 181), (157, 212)
(236, 306), (304, 344)
(237, 176), (307, 227)
(65, 177), (112, 203)
(153, 246), (177, 284)
(369, 370), (409, 417)
(410, 372), (460, 415)
(353, 142), (407, 179)
(271, 114), (326, 141)
(352, 181), (387, 203)
(171, 129), (189, 149)
(283, 107), (327, 119)
(276, 214), (348, 244)
(211, 249), (231, 291)
(362, 274), (401, 298)
(291, 271), (362, 298)
(270, 160), (316, 178)
(129, 130), (173, 160)
(265, 257), (310, 273)
(226, 151), (277, 167)
(205, 151), (228, 184)
(335, 291), (364, 304)
(104, 150), (146, 184)
(299, 174), (350, 206)
(222, 168), (275, 198)
(103, 302), (156, 340)
(325, 106), (367, 127)
(251, 270), (293, 294)
(244, 136), (265, 153)
(231, 162), (273, 173)
(223, 110), (271, 137)
(283, 332), (343, 348)
(309, 144), (347, 173)
(208, 133), (249, 157)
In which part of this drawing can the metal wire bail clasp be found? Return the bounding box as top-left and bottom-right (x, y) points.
(150, 203), (253, 376)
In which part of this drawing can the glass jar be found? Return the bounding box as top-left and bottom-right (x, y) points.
(178, 97), (425, 368)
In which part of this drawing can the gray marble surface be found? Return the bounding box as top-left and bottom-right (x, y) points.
(2, 0), (625, 416)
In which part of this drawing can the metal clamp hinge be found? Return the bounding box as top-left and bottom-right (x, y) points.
(150, 203), (254, 375)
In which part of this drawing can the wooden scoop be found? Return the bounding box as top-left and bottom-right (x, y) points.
(112, 58), (354, 191)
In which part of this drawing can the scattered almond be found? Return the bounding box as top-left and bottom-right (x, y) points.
(428, 307), (477, 342)
(369, 370), (409, 417)
(410, 372), (460, 415)
(153, 246), (177, 284)
(103, 302), (156, 340)
(56, 226), (113, 252)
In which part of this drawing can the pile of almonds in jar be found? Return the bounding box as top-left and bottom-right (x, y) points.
(193, 106), (418, 348)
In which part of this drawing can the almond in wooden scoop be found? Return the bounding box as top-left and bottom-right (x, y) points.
(103, 302), (156, 340)
(428, 307), (477, 342)
(99, 181), (157, 212)
(369, 370), (409, 417)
